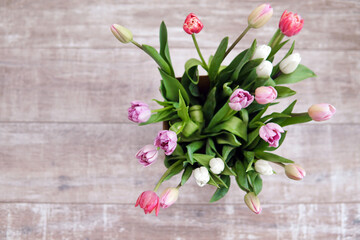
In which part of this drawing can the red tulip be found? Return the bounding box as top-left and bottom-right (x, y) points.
(279, 10), (304, 37)
(183, 13), (203, 34)
(135, 191), (160, 216)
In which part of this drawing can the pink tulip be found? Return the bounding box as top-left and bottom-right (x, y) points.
(308, 104), (336, 121)
(244, 192), (262, 214)
(135, 191), (160, 216)
(285, 164), (306, 180)
(259, 123), (284, 148)
(229, 89), (254, 111)
(154, 130), (177, 155)
(279, 10), (304, 37)
(128, 101), (151, 123)
(135, 145), (159, 167)
(248, 3), (273, 29)
(159, 187), (179, 208)
(255, 86), (277, 104)
(183, 13), (204, 34)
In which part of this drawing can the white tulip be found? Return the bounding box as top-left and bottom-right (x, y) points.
(209, 158), (225, 174)
(193, 167), (210, 187)
(256, 60), (273, 78)
(251, 45), (271, 60)
(279, 53), (301, 74)
(254, 160), (273, 175)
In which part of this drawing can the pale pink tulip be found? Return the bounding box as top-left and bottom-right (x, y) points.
(229, 89), (254, 111)
(154, 130), (177, 155)
(255, 86), (277, 104)
(259, 123), (284, 148)
(159, 187), (179, 208)
(135, 145), (159, 166)
(308, 104), (336, 121)
(285, 164), (306, 180)
(128, 101), (151, 123)
(244, 192), (262, 214)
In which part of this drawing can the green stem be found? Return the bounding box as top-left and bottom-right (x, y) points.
(274, 162), (285, 167)
(268, 29), (284, 49)
(153, 160), (183, 192)
(224, 25), (251, 58)
(192, 34), (208, 71)
(131, 40), (143, 50)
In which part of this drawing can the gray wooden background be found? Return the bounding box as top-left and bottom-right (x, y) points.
(0, 0), (359, 239)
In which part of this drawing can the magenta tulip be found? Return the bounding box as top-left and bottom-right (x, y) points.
(154, 130), (177, 155)
(135, 145), (159, 167)
(259, 123), (284, 148)
(128, 101), (151, 123)
(159, 187), (179, 208)
(229, 89), (254, 111)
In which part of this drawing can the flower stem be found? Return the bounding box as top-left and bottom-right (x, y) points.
(274, 162), (285, 167)
(192, 34), (208, 71)
(224, 25), (251, 59)
(153, 160), (183, 192)
(131, 40), (143, 50)
(268, 29), (284, 49)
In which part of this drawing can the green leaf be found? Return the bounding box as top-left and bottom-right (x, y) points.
(222, 162), (237, 176)
(280, 113), (312, 126)
(222, 145), (235, 161)
(210, 175), (231, 202)
(206, 138), (220, 157)
(142, 44), (171, 75)
(275, 64), (316, 85)
(177, 91), (190, 122)
(254, 151), (294, 163)
(139, 109), (177, 125)
(152, 99), (176, 107)
(185, 58), (203, 84)
(164, 162), (184, 181)
(248, 171), (262, 195)
(244, 127), (261, 148)
(232, 39), (257, 82)
(208, 37), (229, 83)
(260, 112), (291, 123)
(217, 49), (248, 86)
(239, 58), (263, 76)
(203, 87), (217, 122)
(268, 39), (290, 61)
(234, 160), (250, 191)
(193, 154), (213, 167)
(210, 172), (228, 188)
(159, 21), (174, 76)
(159, 69), (190, 104)
(207, 100), (235, 130)
(240, 109), (249, 126)
(210, 116), (247, 141)
(216, 133), (242, 147)
(181, 165), (193, 186)
(186, 141), (205, 164)
(275, 86), (297, 98)
(248, 104), (269, 128)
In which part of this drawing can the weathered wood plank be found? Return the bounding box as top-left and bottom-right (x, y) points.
(0, 0), (359, 50)
(0, 123), (358, 204)
(0, 203), (358, 240)
(0, 48), (358, 123)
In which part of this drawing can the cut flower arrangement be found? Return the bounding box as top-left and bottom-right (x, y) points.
(111, 4), (336, 216)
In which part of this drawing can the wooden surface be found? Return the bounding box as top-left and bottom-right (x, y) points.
(0, 0), (359, 239)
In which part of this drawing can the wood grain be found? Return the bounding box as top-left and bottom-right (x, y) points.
(0, 49), (358, 123)
(0, 123), (358, 204)
(0, 0), (359, 50)
(0, 0), (359, 238)
(0, 203), (359, 240)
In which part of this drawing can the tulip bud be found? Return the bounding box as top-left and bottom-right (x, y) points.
(110, 24), (133, 44)
(308, 104), (336, 122)
(209, 158), (225, 174)
(135, 145), (159, 167)
(128, 101), (151, 123)
(193, 167), (210, 187)
(160, 187), (179, 208)
(251, 45), (272, 61)
(248, 4), (273, 29)
(279, 10), (304, 37)
(255, 86), (277, 104)
(189, 105), (204, 124)
(254, 160), (273, 176)
(285, 164), (306, 180)
(244, 192), (262, 214)
(279, 53), (301, 74)
(256, 60), (273, 78)
(183, 13), (204, 34)
(229, 89), (254, 111)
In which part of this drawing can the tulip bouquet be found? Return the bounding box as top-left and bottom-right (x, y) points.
(111, 4), (336, 216)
